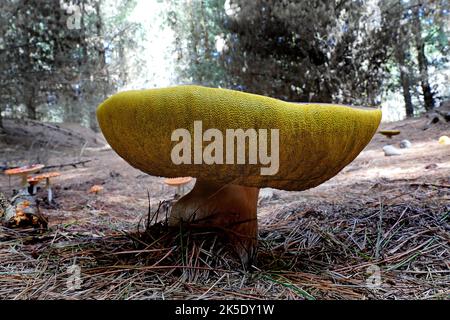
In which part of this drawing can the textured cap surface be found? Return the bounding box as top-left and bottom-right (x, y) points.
(97, 85), (381, 191)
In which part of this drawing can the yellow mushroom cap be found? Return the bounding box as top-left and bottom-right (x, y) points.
(97, 85), (381, 191)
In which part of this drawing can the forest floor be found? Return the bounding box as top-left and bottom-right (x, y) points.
(0, 116), (448, 300)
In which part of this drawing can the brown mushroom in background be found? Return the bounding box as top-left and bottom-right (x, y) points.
(378, 130), (400, 139)
(164, 177), (192, 198)
(97, 85), (382, 264)
(4, 164), (45, 191)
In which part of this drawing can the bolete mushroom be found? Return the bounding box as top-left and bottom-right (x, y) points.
(4, 164), (45, 190)
(378, 130), (400, 139)
(97, 85), (382, 264)
(164, 177), (193, 198)
(32, 172), (61, 202)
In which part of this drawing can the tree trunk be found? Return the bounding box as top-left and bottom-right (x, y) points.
(118, 40), (128, 86)
(89, 110), (98, 132)
(0, 107), (4, 134)
(88, 0), (105, 133)
(399, 69), (414, 117)
(200, 0), (210, 58)
(413, 7), (435, 111)
(395, 44), (414, 117)
(24, 86), (37, 120)
(190, 2), (201, 83)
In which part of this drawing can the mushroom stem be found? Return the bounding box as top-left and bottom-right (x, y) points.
(45, 178), (53, 202)
(29, 182), (38, 195)
(169, 179), (259, 265)
(20, 174), (28, 189)
(20, 174), (32, 196)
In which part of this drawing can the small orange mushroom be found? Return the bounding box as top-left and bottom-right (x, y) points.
(31, 172), (61, 202)
(89, 185), (104, 194)
(4, 164), (45, 189)
(164, 177), (193, 197)
(27, 177), (42, 195)
(19, 200), (31, 208)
